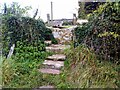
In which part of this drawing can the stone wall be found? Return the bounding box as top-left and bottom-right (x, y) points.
(51, 26), (77, 44)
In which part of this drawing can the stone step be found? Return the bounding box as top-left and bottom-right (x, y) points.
(46, 44), (70, 52)
(42, 60), (64, 69)
(46, 47), (63, 53)
(39, 85), (54, 88)
(44, 40), (52, 45)
(46, 54), (66, 61)
(42, 65), (56, 70)
(39, 68), (60, 74)
(51, 44), (70, 49)
(33, 85), (55, 90)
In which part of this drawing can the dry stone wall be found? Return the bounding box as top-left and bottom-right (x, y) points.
(51, 27), (76, 44)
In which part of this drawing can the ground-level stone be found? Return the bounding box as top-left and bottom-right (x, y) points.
(33, 85), (55, 90)
(39, 68), (61, 74)
(46, 44), (70, 53)
(46, 54), (66, 61)
(43, 60), (64, 69)
(39, 85), (55, 88)
(44, 40), (52, 45)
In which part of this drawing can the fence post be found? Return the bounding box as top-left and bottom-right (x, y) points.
(7, 44), (15, 59)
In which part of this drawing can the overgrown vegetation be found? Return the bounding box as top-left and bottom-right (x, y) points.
(62, 44), (120, 88)
(1, 1), (120, 89)
(1, 2), (56, 88)
(2, 15), (57, 57)
(75, 2), (120, 62)
(29, 44), (120, 88)
(2, 41), (53, 88)
(78, 2), (103, 19)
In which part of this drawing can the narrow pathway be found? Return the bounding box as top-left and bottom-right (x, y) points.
(37, 40), (70, 88)
(39, 40), (70, 74)
(36, 27), (75, 89)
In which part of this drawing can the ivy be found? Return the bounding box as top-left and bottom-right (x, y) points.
(2, 15), (57, 57)
(75, 2), (120, 62)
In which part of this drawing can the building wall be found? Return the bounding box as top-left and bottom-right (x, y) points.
(48, 19), (74, 26)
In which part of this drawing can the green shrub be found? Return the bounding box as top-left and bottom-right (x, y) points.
(2, 57), (44, 88)
(75, 2), (120, 62)
(44, 28), (58, 44)
(2, 41), (52, 88)
(2, 15), (57, 57)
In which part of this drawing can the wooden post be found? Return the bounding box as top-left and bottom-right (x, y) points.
(47, 14), (50, 26)
(73, 13), (76, 25)
(7, 44), (15, 59)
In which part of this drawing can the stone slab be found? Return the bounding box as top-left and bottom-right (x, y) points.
(39, 68), (60, 74)
(39, 85), (54, 88)
(43, 60), (64, 69)
(46, 44), (70, 52)
(51, 44), (70, 48)
(46, 44), (70, 49)
(44, 40), (52, 44)
(33, 85), (55, 90)
(45, 46), (63, 50)
(47, 54), (66, 60)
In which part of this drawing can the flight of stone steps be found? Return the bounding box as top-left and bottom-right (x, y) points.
(39, 40), (70, 75)
(34, 27), (74, 89)
(34, 40), (70, 89)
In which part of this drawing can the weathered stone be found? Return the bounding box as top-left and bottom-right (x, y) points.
(46, 46), (63, 53)
(39, 68), (60, 74)
(43, 60), (64, 66)
(44, 40), (52, 45)
(51, 44), (70, 49)
(47, 54), (66, 61)
(39, 85), (54, 88)
(46, 44), (70, 53)
(43, 60), (64, 69)
(33, 85), (55, 90)
(42, 65), (55, 69)
(52, 27), (74, 44)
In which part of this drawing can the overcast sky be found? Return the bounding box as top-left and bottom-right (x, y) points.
(0, 0), (79, 21)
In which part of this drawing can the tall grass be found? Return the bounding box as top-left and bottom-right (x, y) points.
(2, 57), (45, 88)
(33, 43), (120, 88)
(0, 56), (2, 89)
(63, 44), (120, 88)
(2, 43), (120, 88)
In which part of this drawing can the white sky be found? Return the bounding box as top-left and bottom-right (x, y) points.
(0, 0), (79, 22)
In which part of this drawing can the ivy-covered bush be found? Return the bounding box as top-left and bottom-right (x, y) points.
(1, 3), (56, 87)
(2, 15), (57, 57)
(2, 41), (50, 87)
(75, 2), (120, 62)
(44, 28), (58, 44)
